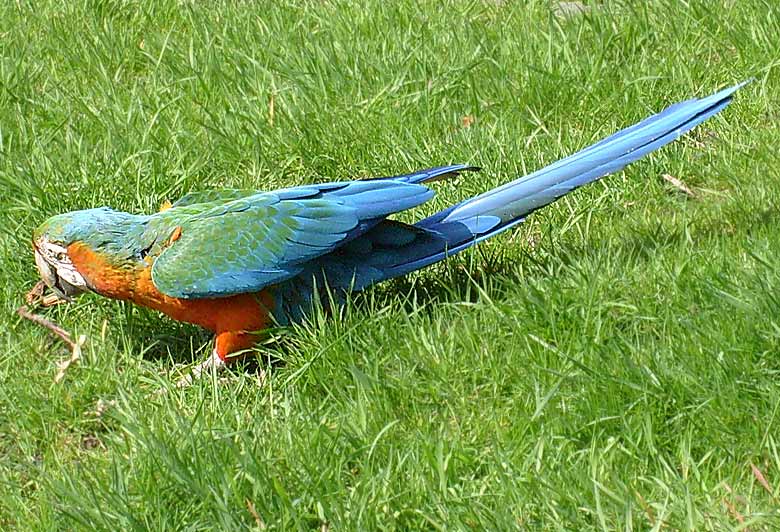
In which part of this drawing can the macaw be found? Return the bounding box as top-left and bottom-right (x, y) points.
(31, 82), (745, 380)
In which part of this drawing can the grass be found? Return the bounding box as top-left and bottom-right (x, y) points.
(1, 0), (779, 529)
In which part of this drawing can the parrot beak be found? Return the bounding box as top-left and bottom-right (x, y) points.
(34, 249), (75, 302)
(33, 243), (86, 301)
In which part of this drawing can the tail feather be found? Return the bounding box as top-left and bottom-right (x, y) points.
(276, 81), (747, 318)
(378, 164), (480, 185)
(423, 81), (747, 231)
(381, 81), (748, 276)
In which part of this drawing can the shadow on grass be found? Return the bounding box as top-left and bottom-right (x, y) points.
(117, 205), (780, 371)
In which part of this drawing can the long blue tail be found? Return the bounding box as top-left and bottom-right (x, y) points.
(275, 82), (747, 320)
(373, 81), (747, 278)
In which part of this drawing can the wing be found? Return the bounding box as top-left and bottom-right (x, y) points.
(150, 180), (434, 298)
(271, 219), (456, 323)
(167, 164), (479, 209)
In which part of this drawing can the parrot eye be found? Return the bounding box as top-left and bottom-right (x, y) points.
(55, 251), (67, 262)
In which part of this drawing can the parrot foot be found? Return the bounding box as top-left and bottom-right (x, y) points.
(175, 348), (226, 388)
(25, 280), (70, 307)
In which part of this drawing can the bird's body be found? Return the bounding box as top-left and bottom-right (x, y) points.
(31, 82), (746, 374)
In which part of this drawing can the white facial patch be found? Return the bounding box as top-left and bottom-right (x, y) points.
(35, 238), (88, 290)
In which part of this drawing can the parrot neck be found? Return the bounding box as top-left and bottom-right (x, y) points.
(63, 212), (161, 300)
(67, 242), (145, 301)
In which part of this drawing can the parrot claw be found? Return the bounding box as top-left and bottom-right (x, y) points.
(175, 348), (226, 387)
(25, 280), (71, 308)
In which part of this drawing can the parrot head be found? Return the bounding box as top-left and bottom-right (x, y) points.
(32, 207), (141, 300)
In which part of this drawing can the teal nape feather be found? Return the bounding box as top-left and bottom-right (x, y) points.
(34, 208), (153, 260)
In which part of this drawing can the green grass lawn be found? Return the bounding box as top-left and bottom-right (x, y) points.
(2, 0), (779, 529)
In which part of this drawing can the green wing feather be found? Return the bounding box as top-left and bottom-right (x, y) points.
(151, 193), (359, 298)
(151, 179), (435, 298)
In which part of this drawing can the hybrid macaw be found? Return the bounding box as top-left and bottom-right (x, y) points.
(31, 82), (745, 380)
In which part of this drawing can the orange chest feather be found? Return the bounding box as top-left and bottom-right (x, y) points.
(67, 242), (273, 333)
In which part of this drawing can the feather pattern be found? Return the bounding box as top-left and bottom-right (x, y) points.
(34, 83), (746, 327)
(271, 82), (746, 321)
(151, 181), (436, 298)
